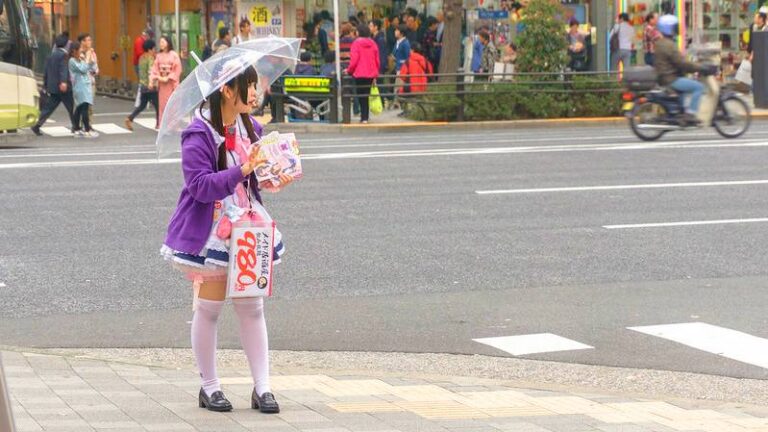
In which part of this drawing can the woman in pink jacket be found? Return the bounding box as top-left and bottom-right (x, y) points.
(346, 24), (380, 123)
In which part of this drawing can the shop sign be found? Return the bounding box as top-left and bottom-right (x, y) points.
(477, 9), (510, 19)
(241, 0), (283, 37)
(284, 76), (332, 93)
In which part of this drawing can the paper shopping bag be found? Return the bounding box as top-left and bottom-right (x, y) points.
(735, 59), (752, 86)
(226, 218), (276, 298)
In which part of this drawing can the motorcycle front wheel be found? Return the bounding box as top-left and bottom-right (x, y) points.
(712, 95), (751, 139)
(628, 101), (668, 141)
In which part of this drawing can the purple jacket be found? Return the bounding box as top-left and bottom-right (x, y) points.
(164, 117), (263, 255)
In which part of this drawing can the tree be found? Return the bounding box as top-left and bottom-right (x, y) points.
(438, 0), (464, 82)
(515, 0), (568, 75)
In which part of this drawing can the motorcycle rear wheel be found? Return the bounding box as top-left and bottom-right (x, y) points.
(712, 95), (751, 139)
(628, 101), (668, 141)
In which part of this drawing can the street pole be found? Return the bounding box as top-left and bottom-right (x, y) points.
(175, 0), (181, 54)
(0, 353), (16, 432)
(333, 0), (341, 122)
(89, 0), (95, 45)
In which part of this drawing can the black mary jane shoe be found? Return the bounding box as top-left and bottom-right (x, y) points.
(251, 389), (280, 413)
(198, 388), (233, 412)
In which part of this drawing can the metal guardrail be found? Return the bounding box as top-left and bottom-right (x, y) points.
(267, 69), (624, 124)
(337, 69), (624, 123)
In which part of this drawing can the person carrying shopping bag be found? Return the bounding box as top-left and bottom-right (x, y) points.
(346, 24), (380, 123)
(68, 41), (99, 138)
(160, 63), (296, 412)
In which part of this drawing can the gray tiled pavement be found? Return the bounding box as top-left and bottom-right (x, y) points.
(3, 350), (768, 432)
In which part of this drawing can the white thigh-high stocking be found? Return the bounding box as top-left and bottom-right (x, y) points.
(191, 298), (224, 397)
(232, 297), (271, 396)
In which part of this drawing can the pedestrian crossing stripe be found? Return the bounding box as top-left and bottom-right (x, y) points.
(628, 322), (768, 370)
(39, 120), (156, 137)
(39, 126), (75, 137)
(132, 118), (157, 130)
(473, 333), (594, 356)
(92, 123), (131, 135)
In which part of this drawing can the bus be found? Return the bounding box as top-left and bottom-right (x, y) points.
(0, 0), (38, 132)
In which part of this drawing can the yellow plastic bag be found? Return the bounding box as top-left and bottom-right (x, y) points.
(369, 84), (383, 115)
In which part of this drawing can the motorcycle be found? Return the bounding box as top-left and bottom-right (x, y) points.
(621, 47), (751, 141)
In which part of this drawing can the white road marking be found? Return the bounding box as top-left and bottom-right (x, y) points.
(300, 136), (763, 150)
(93, 111), (149, 117)
(473, 333), (593, 356)
(0, 158), (180, 169)
(476, 179), (768, 195)
(40, 126), (73, 137)
(3, 139), (768, 169)
(603, 218), (768, 229)
(91, 123), (131, 135)
(629, 322), (768, 369)
(0, 150), (155, 159)
(0, 282), (5, 288)
(133, 118), (158, 130)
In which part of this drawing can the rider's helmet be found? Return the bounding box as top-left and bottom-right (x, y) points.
(657, 14), (679, 37)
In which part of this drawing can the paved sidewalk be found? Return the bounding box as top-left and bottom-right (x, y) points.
(3, 350), (768, 432)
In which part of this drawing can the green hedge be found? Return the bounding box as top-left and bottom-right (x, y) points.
(409, 76), (623, 121)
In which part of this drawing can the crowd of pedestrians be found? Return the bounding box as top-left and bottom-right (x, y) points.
(35, 12), (663, 132)
(31, 31), (101, 137)
(126, 30), (181, 129)
(298, 8), (446, 116)
(29, 27), (185, 137)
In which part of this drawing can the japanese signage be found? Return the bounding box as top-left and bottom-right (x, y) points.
(240, 0), (284, 37)
(227, 223), (275, 298)
(284, 77), (332, 93)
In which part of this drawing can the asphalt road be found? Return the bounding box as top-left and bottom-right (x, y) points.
(1, 97), (767, 381)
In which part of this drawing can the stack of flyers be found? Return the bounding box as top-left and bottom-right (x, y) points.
(254, 132), (302, 187)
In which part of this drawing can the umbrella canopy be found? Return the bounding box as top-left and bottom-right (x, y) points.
(156, 36), (302, 158)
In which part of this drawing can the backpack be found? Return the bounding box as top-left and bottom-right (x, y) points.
(610, 26), (619, 52)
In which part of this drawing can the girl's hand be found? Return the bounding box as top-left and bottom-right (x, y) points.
(277, 173), (294, 187)
(258, 174), (293, 193)
(241, 145), (266, 177)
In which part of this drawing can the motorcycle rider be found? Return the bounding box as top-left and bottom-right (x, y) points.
(653, 14), (714, 125)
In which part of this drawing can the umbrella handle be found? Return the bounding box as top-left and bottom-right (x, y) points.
(190, 51), (203, 66)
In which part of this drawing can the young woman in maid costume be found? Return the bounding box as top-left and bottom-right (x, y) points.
(161, 64), (292, 412)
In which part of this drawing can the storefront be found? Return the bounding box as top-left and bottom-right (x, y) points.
(28, 0), (67, 74)
(612, 0), (759, 66)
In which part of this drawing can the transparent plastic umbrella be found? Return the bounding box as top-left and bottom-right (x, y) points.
(156, 36), (302, 158)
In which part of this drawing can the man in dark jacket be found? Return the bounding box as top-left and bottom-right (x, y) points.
(31, 34), (75, 136)
(654, 14), (710, 125)
(369, 19), (388, 75)
(421, 16), (441, 71)
(369, 19), (390, 104)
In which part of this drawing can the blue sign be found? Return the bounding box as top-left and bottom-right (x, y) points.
(477, 9), (509, 19)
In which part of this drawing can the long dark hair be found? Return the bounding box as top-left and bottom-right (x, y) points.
(68, 41), (81, 60)
(160, 35), (174, 52)
(199, 66), (260, 171)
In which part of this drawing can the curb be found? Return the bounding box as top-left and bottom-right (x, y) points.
(265, 113), (768, 134)
(266, 117), (627, 134)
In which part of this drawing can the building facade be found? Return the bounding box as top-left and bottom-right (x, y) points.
(24, 0), (768, 86)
